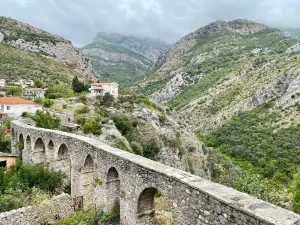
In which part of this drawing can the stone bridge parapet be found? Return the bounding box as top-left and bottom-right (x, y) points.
(11, 120), (300, 225)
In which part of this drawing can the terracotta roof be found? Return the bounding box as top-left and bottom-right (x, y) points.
(0, 97), (41, 106)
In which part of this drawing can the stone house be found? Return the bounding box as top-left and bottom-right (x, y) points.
(0, 152), (18, 167)
(0, 97), (42, 117)
(89, 82), (118, 98)
(19, 79), (34, 88)
(23, 88), (45, 99)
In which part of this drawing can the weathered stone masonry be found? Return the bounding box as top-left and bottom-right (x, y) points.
(11, 120), (300, 225)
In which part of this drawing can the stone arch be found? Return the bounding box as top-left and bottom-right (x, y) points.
(58, 143), (69, 160)
(47, 140), (55, 168)
(56, 143), (71, 181)
(82, 154), (95, 207)
(137, 187), (173, 225)
(48, 140), (54, 151)
(106, 167), (120, 215)
(22, 135), (32, 164)
(18, 133), (24, 150)
(31, 138), (46, 165)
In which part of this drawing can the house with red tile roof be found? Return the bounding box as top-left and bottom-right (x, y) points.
(0, 97), (42, 117)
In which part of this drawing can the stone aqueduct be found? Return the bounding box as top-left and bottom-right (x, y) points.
(10, 120), (300, 225)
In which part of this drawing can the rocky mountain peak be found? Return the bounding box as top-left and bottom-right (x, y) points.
(0, 16), (95, 81)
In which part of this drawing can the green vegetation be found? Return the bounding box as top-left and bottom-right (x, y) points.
(0, 161), (65, 212)
(34, 79), (43, 88)
(0, 119), (11, 153)
(6, 86), (22, 97)
(0, 43), (86, 85)
(72, 76), (88, 93)
(23, 110), (60, 129)
(45, 84), (75, 99)
(200, 102), (300, 207)
(59, 205), (120, 225)
(111, 114), (135, 136)
(83, 120), (102, 135)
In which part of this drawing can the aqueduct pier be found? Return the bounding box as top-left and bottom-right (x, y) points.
(10, 120), (300, 225)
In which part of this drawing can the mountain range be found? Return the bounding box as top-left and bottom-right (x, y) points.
(82, 32), (169, 86)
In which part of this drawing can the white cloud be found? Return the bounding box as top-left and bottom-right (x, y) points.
(0, 0), (299, 46)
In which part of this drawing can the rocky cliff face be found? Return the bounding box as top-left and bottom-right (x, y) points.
(138, 19), (300, 134)
(281, 28), (300, 40)
(0, 16), (95, 81)
(82, 32), (169, 86)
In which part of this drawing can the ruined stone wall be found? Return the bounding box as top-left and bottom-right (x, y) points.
(11, 120), (300, 225)
(0, 194), (74, 225)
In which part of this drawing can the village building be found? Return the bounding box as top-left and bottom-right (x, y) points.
(23, 88), (45, 99)
(89, 82), (118, 98)
(19, 79), (34, 88)
(0, 97), (42, 117)
(0, 79), (6, 87)
(0, 152), (18, 168)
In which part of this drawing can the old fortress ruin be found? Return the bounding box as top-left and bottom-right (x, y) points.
(5, 119), (300, 225)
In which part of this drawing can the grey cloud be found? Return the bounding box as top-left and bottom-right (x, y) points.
(0, 0), (300, 46)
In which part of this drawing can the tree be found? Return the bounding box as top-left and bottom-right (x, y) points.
(290, 172), (300, 213)
(101, 92), (115, 107)
(45, 84), (74, 99)
(34, 79), (43, 88)
(6, 86), (22, 97)
(72, 76), (87, 93)
(25, 110), (60, 129)
(83, 120), (102, 135)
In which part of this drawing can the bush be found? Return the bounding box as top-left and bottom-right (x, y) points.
(0, 161), (65, 212)
(142, 139), (160, 160)
(45, 84), (74, 99)
(42, 98), (54, 108)
(6, 86), (22, 97)
(83, 120), (102, 135)
(25, 110), (60, 129)
(101, 92), (115, 107)
(131, 141), (143, 155)
(76, 106), (90, 114)
(111, 114), (134, 136)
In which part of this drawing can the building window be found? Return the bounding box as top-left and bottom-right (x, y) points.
(6, 106), (10, 110)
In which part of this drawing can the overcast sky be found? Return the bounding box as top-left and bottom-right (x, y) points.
(0, 0), (299, 46)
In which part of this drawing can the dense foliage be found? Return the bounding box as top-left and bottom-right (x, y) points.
(0, 119), (11, 153)
(72, 76), (88, 93)
(45, 84), (75, 99)
(23, 110), (60, 129)
(83, 120), (102, 135)
(0, 161), (65, 212)
(59, 205), (120, 225)
(6, 86), (22, 97)
(201, 102), (300, 208)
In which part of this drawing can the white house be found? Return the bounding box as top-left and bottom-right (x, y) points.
(19, 79), (34, 88)
(0, 79), (6, 87)
(23, 88), (45, 99)
(0, 97), (42, 117)
(89, 82), (119, 98)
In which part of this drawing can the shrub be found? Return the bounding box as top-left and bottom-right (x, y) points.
(6, 86), (22, 97)
(130, 141), (143, 155)
(45, 84), (74, 99)
(25, 110), (60, 129)
(101, 92), (115, 107)
(42, 98), (54, 108)
(76, 106), (90, 114)
(111, 114), (134, 136)
(142, 139), (160, 159)
(83, 120), (102, 135)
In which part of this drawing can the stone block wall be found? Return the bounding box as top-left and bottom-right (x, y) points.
(11, 120), (300, 225)
(0, 194), (74, 225)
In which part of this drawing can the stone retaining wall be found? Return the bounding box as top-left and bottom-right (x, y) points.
(0, 194), (74, 225)
(11, 120), (300, 225)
